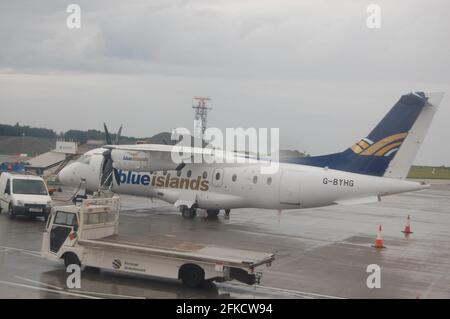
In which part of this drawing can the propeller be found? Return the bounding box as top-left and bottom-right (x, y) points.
(101, 123), (124, 187)
(104, 122), (123, 145)
(101, 149), (121, 187)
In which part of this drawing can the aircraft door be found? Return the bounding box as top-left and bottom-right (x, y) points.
(279, 171), (301, 205)
(212, 168), (224, 187)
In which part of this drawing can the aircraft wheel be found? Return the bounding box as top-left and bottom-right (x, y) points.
(206, 210), (219, 219)
(181, 207), (197, 219)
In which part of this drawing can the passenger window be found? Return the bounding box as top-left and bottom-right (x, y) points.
(232, 174), (237, 182)
(202, 171), (207, 179)
(215, 172), (221, 180)
(187, 170), (192, 178)
(253, 176), (258, 184)
(176, 170), (182, 177)
(267, 177), (272, 185)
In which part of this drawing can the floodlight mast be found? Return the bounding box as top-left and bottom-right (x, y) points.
(192, 97), (212, 145)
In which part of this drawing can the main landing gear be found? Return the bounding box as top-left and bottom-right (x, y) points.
(180, 206), (230, 220)
(180, 206), (197, 219)
(206, 210), (219, 219)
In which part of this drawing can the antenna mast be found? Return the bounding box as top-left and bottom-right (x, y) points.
(192, 97), (212, 144)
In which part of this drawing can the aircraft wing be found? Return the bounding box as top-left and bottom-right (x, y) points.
(105, 144), (261, 172)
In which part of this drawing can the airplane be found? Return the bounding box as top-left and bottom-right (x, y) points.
(57, 92), (444, 219)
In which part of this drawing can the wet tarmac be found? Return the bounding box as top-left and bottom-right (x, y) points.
(0, 181), (449, 299)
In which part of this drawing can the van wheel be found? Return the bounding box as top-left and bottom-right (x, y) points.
(63, 253), (81, 268)
(8, 205), (16, 220)
(181, 207), (197, 219)
(180, 264), (205, 288)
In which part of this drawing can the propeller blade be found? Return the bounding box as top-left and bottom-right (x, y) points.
(103, 123), (112, 145)
(101, 149), (113, 187)
(113, 168), (121, 186)
(115, 125), (123, 145)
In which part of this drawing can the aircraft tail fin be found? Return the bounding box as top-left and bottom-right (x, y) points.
(288, 92), (444, 178)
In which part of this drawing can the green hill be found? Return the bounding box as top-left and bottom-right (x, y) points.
(0, 136), (56, 156)
(408, 165), (450, 179)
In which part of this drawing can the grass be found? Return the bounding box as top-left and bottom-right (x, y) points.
(408, 165), (450, 179)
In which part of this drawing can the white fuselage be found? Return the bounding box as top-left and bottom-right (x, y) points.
(58, 148), (426, 211)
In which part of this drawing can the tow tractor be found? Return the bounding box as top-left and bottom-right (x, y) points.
(41, 196), (275, 288)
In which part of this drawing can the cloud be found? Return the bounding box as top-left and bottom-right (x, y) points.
(0, 0), (449, 165)
(1, 0), (449, 81)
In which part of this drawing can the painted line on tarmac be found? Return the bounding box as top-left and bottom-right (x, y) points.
(68, 289), (146, 299)
(19, 251), (43, 258)
(0, 245), (42, 258)
(0, 280), (101, 299)
(219, 282), (345, 299)
(217, 282), (313, 299)
(14, 276), (145, 299)
(14, 275), (63, 290)
(0, 245), (40, 254)
(257, 285), (346, 299)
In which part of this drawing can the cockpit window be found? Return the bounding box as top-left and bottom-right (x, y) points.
(77, 155), (91, 165)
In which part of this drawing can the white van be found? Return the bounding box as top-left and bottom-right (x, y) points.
(0, 172), (52, 220)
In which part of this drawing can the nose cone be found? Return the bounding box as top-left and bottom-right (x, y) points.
(57, 165), (72, 186)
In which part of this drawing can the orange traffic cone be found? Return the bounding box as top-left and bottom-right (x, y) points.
(402, 215), (413, 234)
(372, 225), (386, 248)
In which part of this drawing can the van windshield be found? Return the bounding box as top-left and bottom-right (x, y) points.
(12, 179), (48, 195)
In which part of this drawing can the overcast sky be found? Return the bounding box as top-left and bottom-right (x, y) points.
(0, 0), (449, 165)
